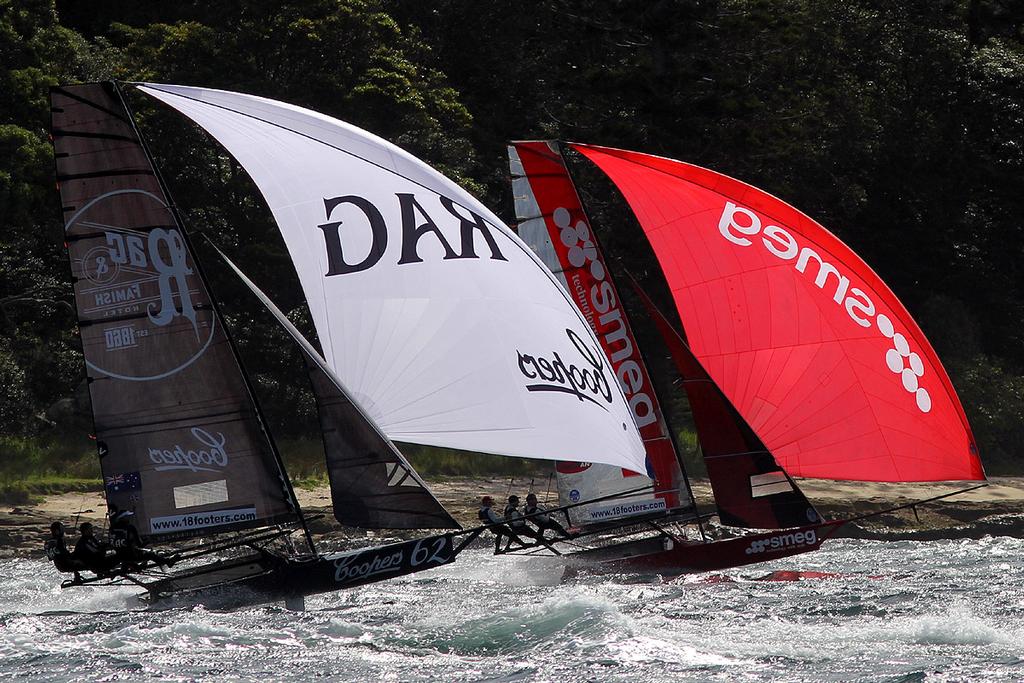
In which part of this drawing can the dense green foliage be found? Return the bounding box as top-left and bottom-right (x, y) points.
(1, 0), (1021, 476)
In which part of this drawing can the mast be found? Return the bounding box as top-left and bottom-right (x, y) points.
(112, 82), (315, 554)
(553, 143), (704, 527)
(508, 140), (691, 521)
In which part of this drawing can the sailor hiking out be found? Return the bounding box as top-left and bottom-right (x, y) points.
(523, 493), (573, 539)
(73, 522), (119, 576)
(44, 521), (85, 583)
(478, 495), (525, 554)
(108, 507), (175, 571)
(504, 495), (543, 544)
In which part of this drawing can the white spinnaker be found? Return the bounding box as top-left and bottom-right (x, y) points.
(138, 83), (647, 474)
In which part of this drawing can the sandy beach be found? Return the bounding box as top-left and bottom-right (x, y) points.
(3, 476), (1023, 559)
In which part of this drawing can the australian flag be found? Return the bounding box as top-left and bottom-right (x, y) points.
(105, 471), (142, 495)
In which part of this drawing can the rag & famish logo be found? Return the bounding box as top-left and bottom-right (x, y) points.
(718, 202), (932, 414)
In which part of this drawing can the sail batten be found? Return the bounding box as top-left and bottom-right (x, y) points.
(137, 84), (647, 474)
(51, 83), (299, 543)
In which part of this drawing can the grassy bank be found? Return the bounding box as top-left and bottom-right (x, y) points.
(0, 428), (708, 505)
(0, 435), (101, 505)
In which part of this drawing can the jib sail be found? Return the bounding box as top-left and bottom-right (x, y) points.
(135, 84), (647, 475)
(51, 83), (299, 543)
(508, 141), (688, 526)
(211, 244), (459, 530)
(571, 144), (984, 482)
(627, 275), (821, 528)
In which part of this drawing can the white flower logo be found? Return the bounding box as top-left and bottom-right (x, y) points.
(877, 313), (931, 413)
(554, 207), (606, 281)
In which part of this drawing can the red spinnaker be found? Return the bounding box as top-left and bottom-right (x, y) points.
(572, 144), (983, 482)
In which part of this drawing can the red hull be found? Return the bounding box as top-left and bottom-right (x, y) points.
(577, 521), (847, 574)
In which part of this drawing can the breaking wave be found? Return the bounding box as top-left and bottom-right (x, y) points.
(1, 539), (1022, 681)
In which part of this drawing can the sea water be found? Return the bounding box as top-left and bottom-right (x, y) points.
(1, 536), (1021, 681)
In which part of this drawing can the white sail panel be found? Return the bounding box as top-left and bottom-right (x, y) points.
(137, 84), (647, 473)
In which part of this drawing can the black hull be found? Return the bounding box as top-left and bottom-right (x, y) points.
(142, 533), (462, 606)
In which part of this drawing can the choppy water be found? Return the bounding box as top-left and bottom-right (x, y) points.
(1, 536), (1022, 681)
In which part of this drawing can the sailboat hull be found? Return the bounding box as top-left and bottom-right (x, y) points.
(142, 533), (462, 606)
(571, 521), (846, 574)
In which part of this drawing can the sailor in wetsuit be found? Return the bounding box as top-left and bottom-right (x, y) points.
(478, 495), (523, 554)
(504, 495), (542, 545)
(73, 522), (118, 576)
(44, 521), (84, 583)
(523, 493), (573, 539)
(109, 508), (174, 571)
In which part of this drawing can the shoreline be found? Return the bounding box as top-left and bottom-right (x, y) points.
(3, 477), (1022, 559)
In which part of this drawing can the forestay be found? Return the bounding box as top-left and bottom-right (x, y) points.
(572, 144), (984, 482)
(51, 83), (298, 542)
(136, 84), (647, 473)
(212, 244), (459, 530)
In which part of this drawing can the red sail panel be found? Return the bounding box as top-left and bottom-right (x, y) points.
(510, 141), (684, 513)
(628, 275), (821, 528)
(572, 144), (983, 482)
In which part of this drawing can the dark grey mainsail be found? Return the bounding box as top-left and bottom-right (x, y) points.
(51, 83), (299, 542)
(209, 243), (459, 530)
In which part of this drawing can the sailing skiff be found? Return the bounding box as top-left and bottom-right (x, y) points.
(48, 82), (651, 605)
(503, 141), (986, 572)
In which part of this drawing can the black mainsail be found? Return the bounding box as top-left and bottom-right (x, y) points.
(51, 83), (299, 543)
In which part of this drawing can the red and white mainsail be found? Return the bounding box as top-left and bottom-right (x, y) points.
(509, 141), (688, 525)
(571, 144), (984, 482)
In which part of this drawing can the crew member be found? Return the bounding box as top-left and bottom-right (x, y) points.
(504, 495), (542, 544)
(523, 493), (573, 539)
(109, 508), (174, 571)
(477, 495), (523, 554)
(73, 522), (117, 576)
(44, 521), (84, 583)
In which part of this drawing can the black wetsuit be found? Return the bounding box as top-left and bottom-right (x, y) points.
(523, 502), (570, 538)
(45, 536), (83, 574)
(110, 518), (169, 570)
(73, 534), (117, 574)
